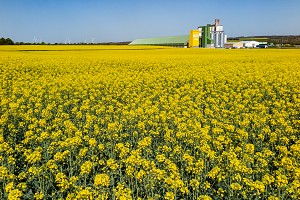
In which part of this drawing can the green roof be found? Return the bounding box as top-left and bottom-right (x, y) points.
(129, 35), (189, 46)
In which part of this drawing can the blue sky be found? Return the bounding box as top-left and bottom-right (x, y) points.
(0, 0), (299, 43)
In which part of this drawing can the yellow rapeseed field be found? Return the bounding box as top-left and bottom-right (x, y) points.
(0, 45), (300, 199)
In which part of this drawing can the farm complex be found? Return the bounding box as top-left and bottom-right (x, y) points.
(130, 19), (227, 48)
(129, 19), (300, 48)
(0, 45), (300, 199)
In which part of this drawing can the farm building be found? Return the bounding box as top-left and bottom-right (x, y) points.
(241, 41), (260, 48)
(198, 19), (226, 48)
(129, 19), (227, 48)
(129, 35), (189, 48)
(224, 42), (243, 49)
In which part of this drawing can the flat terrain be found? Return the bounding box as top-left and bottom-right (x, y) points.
(1, 46), (300, 199)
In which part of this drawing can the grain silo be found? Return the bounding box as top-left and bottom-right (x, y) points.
(198, 19), (226, 48)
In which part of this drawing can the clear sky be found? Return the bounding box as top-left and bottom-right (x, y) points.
(1, 0), (299, 43)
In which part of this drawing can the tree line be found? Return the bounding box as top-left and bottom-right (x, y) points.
(0, 37), (131, 45)
(0, 38), (14, 45)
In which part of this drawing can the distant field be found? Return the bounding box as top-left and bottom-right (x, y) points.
(239, 38), (269, 41)
(1, 46), (300, 199)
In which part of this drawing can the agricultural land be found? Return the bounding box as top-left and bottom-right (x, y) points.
(0, 46), (300, 199)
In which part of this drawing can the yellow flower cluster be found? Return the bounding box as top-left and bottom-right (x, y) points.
(94, 173), (110, 187)
(0, 45), (300, 199)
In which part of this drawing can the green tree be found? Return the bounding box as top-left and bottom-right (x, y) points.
(0, 37), (5, 45)
(5, 38), (14, 45)
(0, 37), (14, 45)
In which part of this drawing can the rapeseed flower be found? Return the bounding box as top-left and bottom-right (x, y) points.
(94, 173), (110, 187)
(1, 46), (300, 199)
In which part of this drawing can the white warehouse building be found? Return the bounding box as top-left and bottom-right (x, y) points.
(241, 41), (260, 48)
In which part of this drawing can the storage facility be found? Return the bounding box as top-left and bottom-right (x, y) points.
(129, 19), (227, 48)
(224, 41), (261, 48)
(129, 35), (189, 47)
(224, 42), (244, 49)
(198, 19), (226, 48)
(241, 41), (260, 48)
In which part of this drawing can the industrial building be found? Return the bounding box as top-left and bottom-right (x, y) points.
(198, 19), (226, 48)
(129, 19), (227, 48)
(129, 35), (189, 47)
(224, 41), (261, 49)
(241, 41), (260, 48)
(224, 42), (244, 49)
